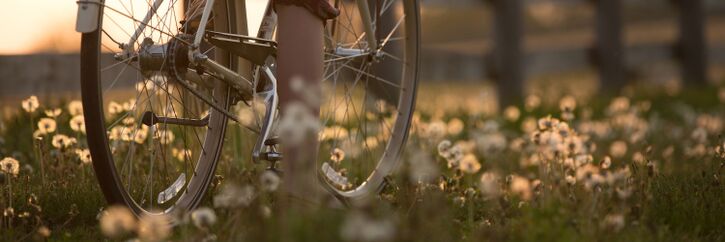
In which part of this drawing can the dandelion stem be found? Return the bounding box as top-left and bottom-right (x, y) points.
(466, 175), (474, 227)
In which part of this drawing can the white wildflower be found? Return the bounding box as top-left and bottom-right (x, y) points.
(99, 206), (136, 238)
(260, 170), (281, 192)
(191, 207), (217, 229)
(137, 213), (171, 242)
(0, 157), (20, 176)
(213, 184), (255, 208)
(21, 96), (39, 113)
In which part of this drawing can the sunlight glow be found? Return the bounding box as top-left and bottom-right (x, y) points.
(0, 0), (268, 55)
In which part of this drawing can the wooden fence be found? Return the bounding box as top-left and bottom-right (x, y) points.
(0, 1), (722, 107)
(483, 0), (711, 106)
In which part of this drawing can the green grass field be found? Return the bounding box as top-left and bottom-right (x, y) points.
(0, 83), (723, 242)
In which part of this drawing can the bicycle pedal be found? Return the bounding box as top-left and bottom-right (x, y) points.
(260, 151), (283, 162)
(264, 137), (280, 146)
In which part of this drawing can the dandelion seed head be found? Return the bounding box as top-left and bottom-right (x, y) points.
(70, 115), (86, 133)
(459, 154), (481, 174)
(75, 149), (92, 165)
(108, 127), (122, 141)
(190, 207), (217, 229)
(260, 170), (281, 192)
(37, 226), (51, 238)
(447, 118), (464, 136)
(444, 144), (464, 168)
(67, 100), (84, 116)
(213, 184), (255, 208)
(319, 125), (349, 141)
(424, 120), (447, 140)
(122, 117), (136, 126)
(0, 157), (20, 176)
(537, 116), (560, 131)
(330, 148), (346, 164)
(122, 100), (136, 112)
(51, 134), (76, 149)
(108, 101), (123, 115)
(37, 118), (57, 134)
(576, 164), (606, 189)
(364, 136), (379, 149)
(154, 130), (175, 145)
(172, 148), (192, 161)
(21, 96), (39, 113)
(525, 95), (541, 111)
(510, 175), (532, 200)
(632, 152), (645, 165)
(504, 106), (520, 121)
(99, 206), (136, 238)
(565, 175), (576, 185)
(134, 126), (149, 144)
(609, 141), (628, 158)
(479, 172), (500, 199)
(600, 156), (612, 169)
(137, 213), (171, 242)
(690, 127), (708, 144)
(44, 108), (61, 118)
(135, 81), (156, 92)
(607, 97), (630, 115)
(695, 114), (722, 135)
(4, 207), (15, 218)
(260, 205), (272, 218)
(437, 140), (452, 157)
(521, 117), (537, 133)
(559, 95), (577, 112)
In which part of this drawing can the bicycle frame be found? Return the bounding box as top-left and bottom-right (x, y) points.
(76, 0), (379, 163)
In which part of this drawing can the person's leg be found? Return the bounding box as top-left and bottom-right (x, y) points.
(275, 3), (325, 204)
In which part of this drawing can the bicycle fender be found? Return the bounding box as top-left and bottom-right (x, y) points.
(76, 0), (101, 33)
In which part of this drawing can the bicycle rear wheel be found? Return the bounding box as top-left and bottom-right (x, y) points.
(80, 0), (246, 217)
(318, 0), (420, 202)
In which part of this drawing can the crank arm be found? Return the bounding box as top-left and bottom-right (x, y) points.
(141, 111), (209, 127)
(252, 67), (279, 163)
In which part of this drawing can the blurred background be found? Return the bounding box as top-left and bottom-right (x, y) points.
(1, 0), (723, 109)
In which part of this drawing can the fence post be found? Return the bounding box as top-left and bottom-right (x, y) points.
(487, 0), (524, 108)
(591, 0), (626, 93)
(673, 0), (708, 86)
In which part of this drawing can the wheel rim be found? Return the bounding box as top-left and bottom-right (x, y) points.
(81, 0), (241, 216)
(317, 0), (420, 200)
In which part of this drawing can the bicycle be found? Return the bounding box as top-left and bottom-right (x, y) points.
(75, 0), (420, 218)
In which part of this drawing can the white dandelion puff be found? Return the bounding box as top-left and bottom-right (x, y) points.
(0, 157), (20, 176)
(21, 96), (39, 113)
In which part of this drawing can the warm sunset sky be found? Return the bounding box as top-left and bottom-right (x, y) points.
(0, 0), (79, 54)
(0, 0), (267, 55)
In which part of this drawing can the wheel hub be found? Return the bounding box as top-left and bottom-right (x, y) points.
(136, 35), (193, 75)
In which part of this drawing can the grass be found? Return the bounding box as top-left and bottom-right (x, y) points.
(0, 83), (724, 241)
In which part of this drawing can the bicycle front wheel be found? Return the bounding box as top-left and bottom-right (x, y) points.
(80, 0), (247, 217)
(318, 0), (420, 202)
